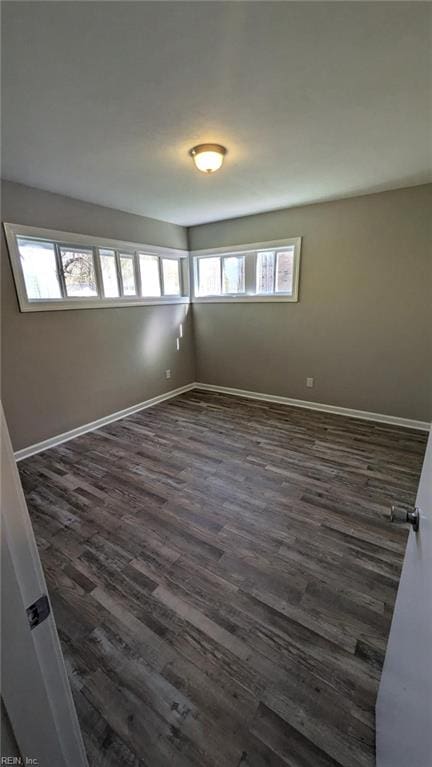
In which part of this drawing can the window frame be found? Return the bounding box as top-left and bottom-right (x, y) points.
(192, 237), (301, 303)
(4, 223), (189, 312)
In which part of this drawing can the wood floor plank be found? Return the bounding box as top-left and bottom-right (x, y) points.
(249, 703), (342, 767)
(19, 390), (427, 766)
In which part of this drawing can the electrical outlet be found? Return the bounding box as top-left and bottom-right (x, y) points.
(306, 377), (314, 388)
(165, 369), (171, 380)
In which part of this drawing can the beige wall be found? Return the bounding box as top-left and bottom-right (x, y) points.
(189, 185), (432, 422)
(2, 182), (431, 451)
(1, 181), (195, 451)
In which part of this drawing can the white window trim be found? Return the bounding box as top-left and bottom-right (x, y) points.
(4, 223), (190, 312)
(191, 237), (301, 303)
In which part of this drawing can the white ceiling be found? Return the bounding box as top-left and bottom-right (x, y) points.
(2, 1), (431, 227)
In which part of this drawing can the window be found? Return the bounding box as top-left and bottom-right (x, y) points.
(193, 238), (301, 302)
(256, 247), (296, 295)
(119, 253), (136, 296)
(60, 246), (97, 297)
(17, 237), (61, 299)
(99, 248), (120, 297)
(275, 249), (295, 293)
(198, 257), (221, 297)
(139, 254), (161, 297)
(256, 251), (275, 294)
(4, 223), (189, 312)
(223, 256), (245, 294)
(162, 258), (180, 296)
(196, 254), (246, 297)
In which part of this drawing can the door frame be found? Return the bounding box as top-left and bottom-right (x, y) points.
(1, 404), (88, 766)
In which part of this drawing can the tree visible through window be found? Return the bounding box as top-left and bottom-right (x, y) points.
(256, 251), (275, 293)
(60, 247), (97, 297)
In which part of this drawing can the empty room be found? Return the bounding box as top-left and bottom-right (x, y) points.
(1, 2), (431, 766)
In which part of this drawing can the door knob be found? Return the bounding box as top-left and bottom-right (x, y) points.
(390, 505), (420, 532)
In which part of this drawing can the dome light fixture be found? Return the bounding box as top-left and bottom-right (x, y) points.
(189, 143), (227, 174)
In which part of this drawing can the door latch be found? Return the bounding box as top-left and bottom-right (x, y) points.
(26, 594), (51, 630)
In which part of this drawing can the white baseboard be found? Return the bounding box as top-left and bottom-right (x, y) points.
(14, 383), (196, 462)
(14, 379), (429, 461)
(194, 382), (430, 432)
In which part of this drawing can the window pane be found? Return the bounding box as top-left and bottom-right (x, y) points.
(223, 256), (245, 294)
(99, 248), (119, 297)
(197, 257), (221, 296)
(162, 259), (180, 295)
(276, 249), (295, 293)
(139, 254), (161, 297)
(256, 251), (275, 294)
(17, 237), (62, 299)
(120, 254), (136, 295)
(60, 247), (97, 297)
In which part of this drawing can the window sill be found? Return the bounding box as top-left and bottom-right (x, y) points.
(18, 296), (190, 312)
(192, 295), (298, 304)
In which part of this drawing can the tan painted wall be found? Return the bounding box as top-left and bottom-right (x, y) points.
(189, 185), (432, 422)
(2, 182), (431, 450)
(1, 181), (195, 451)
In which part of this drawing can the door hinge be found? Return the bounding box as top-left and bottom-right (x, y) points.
(26, 594), (51, 630)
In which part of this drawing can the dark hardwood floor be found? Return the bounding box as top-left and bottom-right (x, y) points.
(19, 391), (427, 767)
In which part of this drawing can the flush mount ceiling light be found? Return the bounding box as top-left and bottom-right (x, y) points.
(189, 144), (227, 174)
